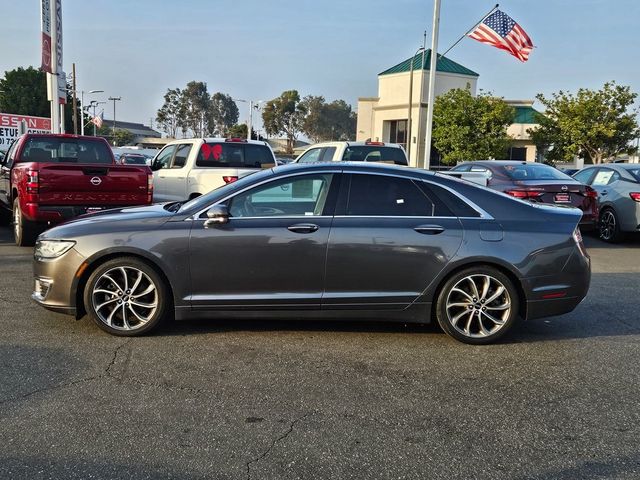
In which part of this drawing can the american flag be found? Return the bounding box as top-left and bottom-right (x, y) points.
(468, 9), (533, 62)
(91, 111), (104, 128)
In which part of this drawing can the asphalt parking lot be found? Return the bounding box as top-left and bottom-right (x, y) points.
(1, 226), (639, 480)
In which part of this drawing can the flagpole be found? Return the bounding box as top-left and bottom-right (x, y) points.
(441, 3), (499, 58)
(422, 0), (441, 169)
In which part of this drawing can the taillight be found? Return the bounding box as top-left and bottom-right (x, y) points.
(223, 176), (238, 184)
(504, 189), (543, 199)
(26, 169), (39, 194)
(147, 174), (154, 203)
(630, 192), (640, 202)
(573, 227), (588, 258)
(585, 186), (598, 198)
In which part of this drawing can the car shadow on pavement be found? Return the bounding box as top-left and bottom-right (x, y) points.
(583, 231), (640, 249)
(151, 270), (638, 344)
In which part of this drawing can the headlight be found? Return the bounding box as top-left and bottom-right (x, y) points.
(35, 240), (76, 259)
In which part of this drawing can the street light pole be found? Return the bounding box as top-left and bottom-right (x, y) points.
(80, 89), (104, 135)
(108, 96), (121, 144)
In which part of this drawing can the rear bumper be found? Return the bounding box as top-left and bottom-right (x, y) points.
(523, 247), (591, 321)
(23, 203), (142, 223)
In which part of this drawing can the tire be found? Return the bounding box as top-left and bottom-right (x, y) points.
(13, 198), (39, 247)
(83, 257), (170, 336)
(599, 208), (623, 243)
(435, 266), (519, 345)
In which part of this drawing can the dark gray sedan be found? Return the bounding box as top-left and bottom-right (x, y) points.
(32, 163), (590, 344)
(573, 164), (640, 242)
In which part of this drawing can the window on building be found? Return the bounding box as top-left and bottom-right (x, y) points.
(388, 120), (408, 151)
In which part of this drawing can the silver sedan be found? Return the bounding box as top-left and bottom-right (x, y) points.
(573, 164), (640, 242)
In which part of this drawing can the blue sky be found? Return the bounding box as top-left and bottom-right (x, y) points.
(1, 0), (638, 130)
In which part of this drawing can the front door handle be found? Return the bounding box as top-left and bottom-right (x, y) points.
(287, 223), (319, 234)
(601, 190), (608, 196)
(414, 225), (445, 235)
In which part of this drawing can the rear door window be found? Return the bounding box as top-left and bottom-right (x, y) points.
(343, 146), (407, 165)
(320, 147), (337, 162)
(592, 169), (619, 186)
(346, 174), (433, 216)
(172, 144), (192, 168)
(21, 137), (113, 164)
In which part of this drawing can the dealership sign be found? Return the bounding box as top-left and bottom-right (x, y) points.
(0, 113), (52, 148)
(40, 0), (52, 73)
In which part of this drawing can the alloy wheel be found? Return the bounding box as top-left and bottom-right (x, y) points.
(91, 266), (158, 331)
(445, 274), (512, 339)
(599, 210), (616, 241)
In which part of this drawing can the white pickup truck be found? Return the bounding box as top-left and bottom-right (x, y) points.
(150, 138), (276, 202)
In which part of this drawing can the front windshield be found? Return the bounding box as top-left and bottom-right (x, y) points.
(178, 168), (275, 213)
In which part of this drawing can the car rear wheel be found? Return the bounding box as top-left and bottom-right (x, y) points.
(84, 257), (169, 336)
(13, 199), (38, 247)
(599, 208), (623, 243)
(436, 267), (519, 345)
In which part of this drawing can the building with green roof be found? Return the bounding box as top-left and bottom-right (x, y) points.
(356, 51), (544, 166)
(357, 50), (480, 167)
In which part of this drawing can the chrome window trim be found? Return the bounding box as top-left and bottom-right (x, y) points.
(419, 179), (493, 220)
(189, 169), (342, 220)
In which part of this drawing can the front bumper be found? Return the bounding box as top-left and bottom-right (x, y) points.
(32, 247), (86, 317)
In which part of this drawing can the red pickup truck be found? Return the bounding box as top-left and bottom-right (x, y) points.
(0, 134), (153, 246)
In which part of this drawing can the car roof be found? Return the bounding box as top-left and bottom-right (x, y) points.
(305, 141), (404, 149)
(458, 160), (536, 166)
(272, 161), (432, 177)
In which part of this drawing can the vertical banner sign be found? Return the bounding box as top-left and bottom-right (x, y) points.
(40, 0), (52, 74)
(55, 0), (66, 104)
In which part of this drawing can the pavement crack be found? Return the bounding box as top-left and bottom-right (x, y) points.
(104, 339), (132, 378)
(245, 412), (311, 480)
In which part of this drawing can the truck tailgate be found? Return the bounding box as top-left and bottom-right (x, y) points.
(36, 164), (150, 206)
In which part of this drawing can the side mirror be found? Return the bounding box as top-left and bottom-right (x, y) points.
(150, 159), (162, 171)
(204, 204), (229, 228)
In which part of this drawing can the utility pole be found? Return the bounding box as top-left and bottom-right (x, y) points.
(108, 96), (121, 144)
(423, 0), (441, 170)
(72, 63), (78, 134)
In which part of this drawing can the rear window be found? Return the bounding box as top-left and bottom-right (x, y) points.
(502, 163), (571, 181)
(343, 146), (407, 165)
(195, 142), (274, 168)
(21, 137), (113, 164)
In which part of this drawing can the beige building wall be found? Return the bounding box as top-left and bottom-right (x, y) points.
(357, 70), (479, 167)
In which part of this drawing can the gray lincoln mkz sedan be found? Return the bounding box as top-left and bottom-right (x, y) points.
(33, 162), (590, 344)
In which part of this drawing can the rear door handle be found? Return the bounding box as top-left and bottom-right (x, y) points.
(601, 190), (608, 195)
(414, 225), (445, 235)
(287, 223), (319, 234)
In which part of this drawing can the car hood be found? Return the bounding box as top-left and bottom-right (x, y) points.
(39, 203), (176, 240)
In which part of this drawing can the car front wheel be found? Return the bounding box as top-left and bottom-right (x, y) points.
(436, 267), (519, 344)
(84, 257), (169, 336)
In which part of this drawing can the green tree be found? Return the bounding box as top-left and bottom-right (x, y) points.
(0, 66), (77, 133)
(300, 95), (328, 143)
(432, 88), (515, 165)
(181, 81), (210, 137)
(262, 90), (306, 153)
(156, 88), (183, 138)
(530, 82), (639, 164)
(227, 123), (262, 140)
(113, 129), (134, 147)
(300, 96), (356, 143)
(207, 92), (239, 137)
